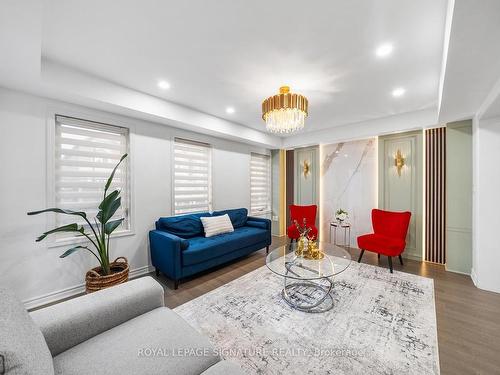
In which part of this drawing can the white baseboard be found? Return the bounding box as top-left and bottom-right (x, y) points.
(444, 265), (471, 276)
(24, 265), (154, 311)
(470, 268), (479, 286)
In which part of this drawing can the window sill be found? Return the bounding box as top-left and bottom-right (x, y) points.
(47, 230), (135, 249)
(250, 210), (271, 217)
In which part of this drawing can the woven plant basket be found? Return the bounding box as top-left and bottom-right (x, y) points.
(85, 257), (129, 293)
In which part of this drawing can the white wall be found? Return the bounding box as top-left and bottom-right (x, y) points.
(0, 88), (269, 308)
(472, 115), (500, 293)
(319, 139), (377, 246)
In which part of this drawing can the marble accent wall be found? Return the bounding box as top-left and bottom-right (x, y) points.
(320, 138), (377, 246)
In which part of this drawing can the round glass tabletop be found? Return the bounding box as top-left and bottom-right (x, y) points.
(266, 241), (352, 281)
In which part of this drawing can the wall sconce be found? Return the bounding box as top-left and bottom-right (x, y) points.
(302, 160), (310, 178)
(394, 149), (405, 177)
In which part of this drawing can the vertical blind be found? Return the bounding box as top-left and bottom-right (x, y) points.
(250, 153), (271, 214)
(55, 116), (130, 233)
(173, 138), (212, 215)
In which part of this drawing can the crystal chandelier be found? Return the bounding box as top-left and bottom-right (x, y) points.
(262, 86), (308, 134)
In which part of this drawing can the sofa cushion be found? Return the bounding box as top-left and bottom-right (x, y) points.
(212, 208), (248, 228)
(182, 226), (267, 266)
(200, 214), (234, 237)
(0, 288), (54, 375)
(52, 307), (220, 375)
(157, 212), (211, 238)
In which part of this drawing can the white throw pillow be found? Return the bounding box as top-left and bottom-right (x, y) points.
(200, 214), (234, 237)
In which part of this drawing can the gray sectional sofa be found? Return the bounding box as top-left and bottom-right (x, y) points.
(0, 277), (243, 375)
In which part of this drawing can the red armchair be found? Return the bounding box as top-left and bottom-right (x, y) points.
(287, 204), (318, 241)
(357, 209), (411, 273)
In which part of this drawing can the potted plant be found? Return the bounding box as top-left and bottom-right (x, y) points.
(28, 154), (129, 293)
(335, 208), (348, 224)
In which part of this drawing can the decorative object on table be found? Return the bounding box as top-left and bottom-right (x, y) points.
(357, 209), (411, 273)
(335, 208), (348, 223)
(293, 218), (311, 257)
(302, 159), (310, 178)
(394, 148), (406, 177)
(27, 154), (129, 293)
(287, 204), (318, 242)
(303, 237), (325, 260)
(262, 86), (308, 134)
(329, 221), (351, 247)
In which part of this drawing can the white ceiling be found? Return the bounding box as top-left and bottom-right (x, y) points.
(41, 0), (447, 135)
(438, 0), (500, 123)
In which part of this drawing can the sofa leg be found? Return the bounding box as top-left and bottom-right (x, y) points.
(377, 253), (380, 260)
(266, 246), (269, 254)
(174, 280), (179, 290)
(155, 267), (160, 277)
(398, 255), (404, 266)
(357, 250), (365, 263)
(388, 256), (393, 273)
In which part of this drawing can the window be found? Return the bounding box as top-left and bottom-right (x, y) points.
(173, 138), (212, 215)
(54, 115), (130, 236)
(250, 153), (271, 214)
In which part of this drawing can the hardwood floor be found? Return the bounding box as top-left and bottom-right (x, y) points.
(151, 236), (500, 375)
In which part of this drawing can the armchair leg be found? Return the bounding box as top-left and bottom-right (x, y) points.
(174, 280), (179, 290)
(398, 255), (404, 265)
(155, 267), (160, 277)
(357, 250), (365, 263)
(388, 256), (393, 273)
(266, 245), (269, 254)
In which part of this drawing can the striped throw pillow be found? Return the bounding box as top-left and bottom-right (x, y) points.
(200, 214), (234, 237)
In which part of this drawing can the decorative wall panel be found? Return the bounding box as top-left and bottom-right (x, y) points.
(320, 139), (377, 246)
(378, 131), (423, 260)
(425, 127), (446, 264)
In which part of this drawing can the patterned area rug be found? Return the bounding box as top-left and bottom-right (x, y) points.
(174, 261), (439, 375)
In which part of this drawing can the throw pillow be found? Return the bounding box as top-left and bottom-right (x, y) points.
(200, 214), (234, 237)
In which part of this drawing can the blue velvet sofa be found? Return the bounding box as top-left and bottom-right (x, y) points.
(149, 208), (271, 289)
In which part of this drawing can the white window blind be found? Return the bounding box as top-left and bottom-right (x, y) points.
(250, 153), (271, 214)
(173, 138), (212, 215)
(54, 116), (130, 234)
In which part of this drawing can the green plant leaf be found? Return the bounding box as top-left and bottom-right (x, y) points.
(36, 223), (84, 242)
(104, 218), (124, 235)
(60, 245), (90, 258)
(97, 197), (121, 224)
(98, 190), (120, 210)
(27, 208), (86, 218)
(104, 154), (127, 194)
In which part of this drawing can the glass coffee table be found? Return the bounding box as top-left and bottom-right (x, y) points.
(266, 242), (351, 313)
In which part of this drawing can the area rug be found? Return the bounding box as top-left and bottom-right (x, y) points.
(174, 261), (439, 375)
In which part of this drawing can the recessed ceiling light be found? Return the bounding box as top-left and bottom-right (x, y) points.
(376, 43), (393, 58)
(225, 107), (235, 114)
(392, 88), (406, 97)
(158, 80), (171, 90)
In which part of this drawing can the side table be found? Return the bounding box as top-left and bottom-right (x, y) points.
(329, 222), (351, 248)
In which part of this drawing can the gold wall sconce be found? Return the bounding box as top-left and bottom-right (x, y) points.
(302, 160), (310, 178)
(394, 149), (405, 177)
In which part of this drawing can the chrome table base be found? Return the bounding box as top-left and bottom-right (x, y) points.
(282, 261), (334, 313)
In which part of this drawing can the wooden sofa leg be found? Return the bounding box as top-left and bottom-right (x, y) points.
(377, 253), (380, 260)
(357, 250), (365, 263)
(174, 280), (179, 290)
(155, 267), (160, 277)
(398, 255), (404, 265)
(266, 246), (269, 254)
(388, 256), (393, 273)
